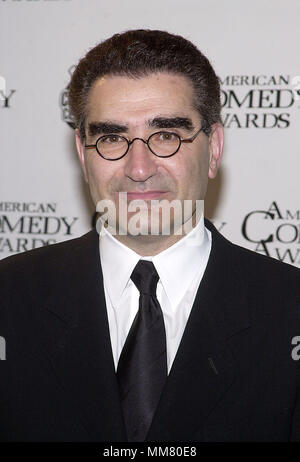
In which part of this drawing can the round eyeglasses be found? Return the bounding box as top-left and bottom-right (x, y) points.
(84, 126), (205, 161)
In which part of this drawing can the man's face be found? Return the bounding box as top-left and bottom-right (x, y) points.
(76, 72), (223, 239)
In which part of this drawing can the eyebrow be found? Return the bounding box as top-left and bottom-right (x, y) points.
(88, 121), (128, 137)
(149, 117), (195, 132)
(87, 116), (195, 137)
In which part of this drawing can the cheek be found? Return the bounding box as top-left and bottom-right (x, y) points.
(167, 154), (203, 192)
(178, 153), (209, 197)
(85, 157), (112, 191)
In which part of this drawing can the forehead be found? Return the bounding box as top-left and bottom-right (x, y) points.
(85, 72), (199, 126)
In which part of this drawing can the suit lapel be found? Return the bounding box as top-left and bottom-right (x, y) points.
(40, 230), (127, 442)
(38, 222), (251, 442)
(147, 221), (251, 441)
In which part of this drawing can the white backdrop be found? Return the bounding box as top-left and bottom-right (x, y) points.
(1, 0), (300, 267)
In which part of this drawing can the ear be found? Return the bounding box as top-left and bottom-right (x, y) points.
(208, 123), (224, 179)
(75, 128), (89, 183)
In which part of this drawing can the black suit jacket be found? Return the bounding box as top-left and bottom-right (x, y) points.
(1, 219), (300, 442)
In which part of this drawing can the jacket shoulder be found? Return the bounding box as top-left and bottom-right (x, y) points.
(0, 230), (99, 299)
(206, 218), (300, 291)
(0, 230), (97, 273)
(231, 236), (300, 278)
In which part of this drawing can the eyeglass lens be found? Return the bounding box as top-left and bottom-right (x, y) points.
(96, 132), (181, 159)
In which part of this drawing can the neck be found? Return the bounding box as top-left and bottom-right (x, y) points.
(113, 212), (201, 256)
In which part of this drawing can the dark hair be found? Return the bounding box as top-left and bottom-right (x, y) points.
(68, 29), (222, 140)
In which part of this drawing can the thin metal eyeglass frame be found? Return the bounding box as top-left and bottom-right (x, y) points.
(84, 126), (205, 161)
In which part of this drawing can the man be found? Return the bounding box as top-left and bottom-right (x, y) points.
(0, 29), (300, 442)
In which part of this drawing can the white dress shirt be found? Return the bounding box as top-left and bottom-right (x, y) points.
(99, 215), (212, 374)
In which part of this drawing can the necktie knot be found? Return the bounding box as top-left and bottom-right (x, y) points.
(131, 260), (159, 296)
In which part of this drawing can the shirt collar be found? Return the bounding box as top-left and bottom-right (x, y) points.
(152, 214), (211, 307)
(99, 214), (211, 308)
(99, 225), (140, 307)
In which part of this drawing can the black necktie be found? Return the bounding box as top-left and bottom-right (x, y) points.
(117, 260), (167, 442)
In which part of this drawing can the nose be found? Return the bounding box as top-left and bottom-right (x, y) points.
(124, 137), (158, 182)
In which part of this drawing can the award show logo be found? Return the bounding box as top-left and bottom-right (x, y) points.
(0, 76), (16, 108)
(221, 75), (300, 128)
(242, 201), (300, 266)
(60, 65), (76, 129)
(0, 201), (79, 257)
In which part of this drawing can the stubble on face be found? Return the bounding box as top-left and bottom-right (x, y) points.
(80, 72), (212, 255)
